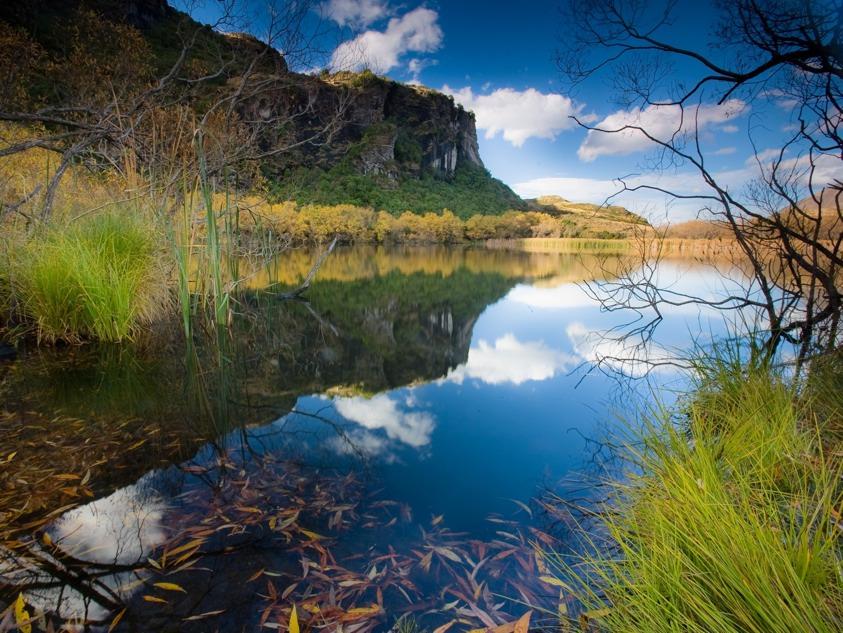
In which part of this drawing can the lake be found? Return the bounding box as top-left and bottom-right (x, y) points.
(0, 245), (738, 632)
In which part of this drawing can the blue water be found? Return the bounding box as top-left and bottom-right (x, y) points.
(1, 246), (740, 630)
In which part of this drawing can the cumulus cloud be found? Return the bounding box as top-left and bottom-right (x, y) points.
(444, 86), (588, 147)
(330, 7), (442, 73)
(578, 100), (748, 162)
(446, 334), (577, 385)
(333, 393), (435, 448)
(321, 0), (389, 29)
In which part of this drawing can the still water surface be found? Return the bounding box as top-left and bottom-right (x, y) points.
(0, 245), (736, 631)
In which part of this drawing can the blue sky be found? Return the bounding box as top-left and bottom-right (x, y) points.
(178, 0), (831, 222)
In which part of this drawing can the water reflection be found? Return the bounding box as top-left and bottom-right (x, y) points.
(445, 334), (577, 385)
(0, 246), (739, 630)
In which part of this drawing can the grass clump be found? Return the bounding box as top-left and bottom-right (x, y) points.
(9, 211), (169, 342)
(550, 354), (843, 633)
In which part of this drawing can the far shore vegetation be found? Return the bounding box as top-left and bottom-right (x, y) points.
(0, 126), (736, 346)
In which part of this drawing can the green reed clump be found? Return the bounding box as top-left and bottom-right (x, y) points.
(549, 355), (843, 633)
(10, 211), (169, 342)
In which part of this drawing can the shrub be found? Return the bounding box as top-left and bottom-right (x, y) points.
(10, 211), (169, 342)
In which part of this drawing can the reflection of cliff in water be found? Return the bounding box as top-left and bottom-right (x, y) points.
(251, 269), (512, 400)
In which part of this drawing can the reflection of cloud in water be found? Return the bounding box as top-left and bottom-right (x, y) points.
(507, 283), (596, 309)
(48, 472), (168, 565)
(447, 334), (577, 385)
(328, 393), (436, 458)
(566, 322), (679, 377)
(11, 473), (168, 621)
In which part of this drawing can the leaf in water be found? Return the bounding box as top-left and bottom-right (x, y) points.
(299, 528), (324, 540)
(108, 608), (126, 632)
(248, 569), (265, 582)
(154, 582), (187, 593)
(143, 595), (168, 604)
(432, 622), (456, 633)
(509, 499), (533, 518)
(339, 605), (381, 622)
(14, 593), (32, 633)
(289, 604), (300, 633)
(514, 611), (532, 633)
(183, 610), (226, 621)
(419, 550), (433, 572)
(434, 547), (462, 563)
(432, 514), (444, 526)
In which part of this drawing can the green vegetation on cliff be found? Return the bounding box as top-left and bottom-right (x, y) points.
(267, 163), (524, 219)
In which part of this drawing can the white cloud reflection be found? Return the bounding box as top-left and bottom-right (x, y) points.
(325, 393), (436, 459)
(446, 333), (577, 386)
(566, 322), (681, 376)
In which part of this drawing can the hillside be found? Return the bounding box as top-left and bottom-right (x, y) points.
(526, 195), (650, 237)
(0, 0), (523, 217)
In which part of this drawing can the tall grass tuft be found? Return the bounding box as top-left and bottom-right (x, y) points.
(548, 355), (843, 633)
(9, 211), (169, 342)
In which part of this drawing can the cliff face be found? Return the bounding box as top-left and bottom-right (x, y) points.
(233, 70), (485, 181)
(1, 0), (522, 212)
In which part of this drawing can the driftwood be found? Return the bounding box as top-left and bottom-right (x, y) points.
(275, 237), (338, 300)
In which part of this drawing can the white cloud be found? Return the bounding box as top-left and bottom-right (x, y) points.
(446, 333), (577, 385)
(578, 100), (748, 162)
(720, 124), (739, 133)
(333, 393), (435, 448)
(712, 146), (737, 156)
(444, 86), (588, 147)
(321, 0), (388, 29)
(330, 7), (442, 73)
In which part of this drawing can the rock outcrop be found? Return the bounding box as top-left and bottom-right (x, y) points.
(1, 0), (519, 208)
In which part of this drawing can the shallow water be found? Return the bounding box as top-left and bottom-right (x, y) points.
(0, 245), (739, 631)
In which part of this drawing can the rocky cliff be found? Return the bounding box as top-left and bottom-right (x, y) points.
(1, 0), (520, 215)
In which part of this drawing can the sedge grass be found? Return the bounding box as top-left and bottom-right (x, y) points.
(9, 211), (169, 342)
(549, 357), (843, 633)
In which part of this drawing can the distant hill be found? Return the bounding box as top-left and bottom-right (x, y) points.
(525, 195), (650, 237)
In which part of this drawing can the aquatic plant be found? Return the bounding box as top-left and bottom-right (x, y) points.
(9, 211), (169, 342)
(546, 356), (843, 632)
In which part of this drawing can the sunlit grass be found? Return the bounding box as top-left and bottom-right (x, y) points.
(549, 354), (843, 633)
(8, 211), (170, 342)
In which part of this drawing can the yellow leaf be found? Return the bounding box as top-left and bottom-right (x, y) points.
(143, 595), (168, 604)
(153, 582), (186, 593)
(14, 593), (32, 633)
(299, 528), (324, 540)
(108, 608), (126, 632)
(42, 532), (52, 547)
(289, 604), (300, 633)
(340, 605), (381, 622)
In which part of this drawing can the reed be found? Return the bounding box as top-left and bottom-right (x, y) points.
(9, 210), (169, 342)
(547, 353), (843, 633)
